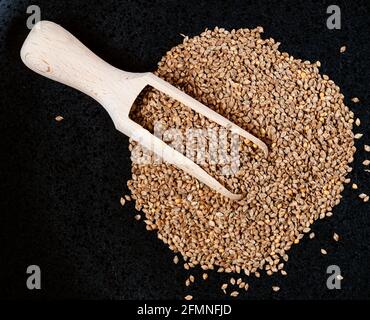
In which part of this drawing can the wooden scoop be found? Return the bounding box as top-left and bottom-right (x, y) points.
(20, 21), (268, 200)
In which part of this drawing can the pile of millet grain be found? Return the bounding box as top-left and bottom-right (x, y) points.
(127, 26), (355, 275)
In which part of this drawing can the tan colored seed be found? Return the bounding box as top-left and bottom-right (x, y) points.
(351, 97), (360, 103)
(230, 278), (236, 285)
(202, 273), (208, 280)
(230, 291), (239, 297)
(355, 118), (361, 126)
(336, 275), (344, 280)
(340, 46), (346, 53)
(363, 160), (370, 166)
(365, 145), (370, 152)
(173, 255), (179, 264)
(55, 115), (64, 121)
(221, 283), (228, 290)
(309, 232), (315, 239)
(272, 286), (280, 292)
(333, 233), (339, 242)
(359, 193), (367, 199)
(352, 183), (358, 189)
(120, 197), (126, 206)
(321, 249), (327, 255)
(184, 295), (193, 300)
(363, 196), (369, 202)
(134, 214), (141, 220)
(189, 275), (195, 283)
(281, 270), (287, 276)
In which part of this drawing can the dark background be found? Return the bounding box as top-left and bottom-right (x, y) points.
(0, 0), (369, 300)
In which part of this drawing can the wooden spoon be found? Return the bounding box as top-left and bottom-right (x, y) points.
(21, 21), (268, 200)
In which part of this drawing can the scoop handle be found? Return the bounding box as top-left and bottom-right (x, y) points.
(20, 21), (145, 119)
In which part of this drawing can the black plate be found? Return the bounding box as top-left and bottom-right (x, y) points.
(0, 0), (369, 300)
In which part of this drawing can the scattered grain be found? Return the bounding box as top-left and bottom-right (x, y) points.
(333, 233), (339, 242)
(230, 291), (239, 297)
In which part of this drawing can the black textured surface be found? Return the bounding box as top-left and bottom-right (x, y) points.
(0, 0), (369, 300)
